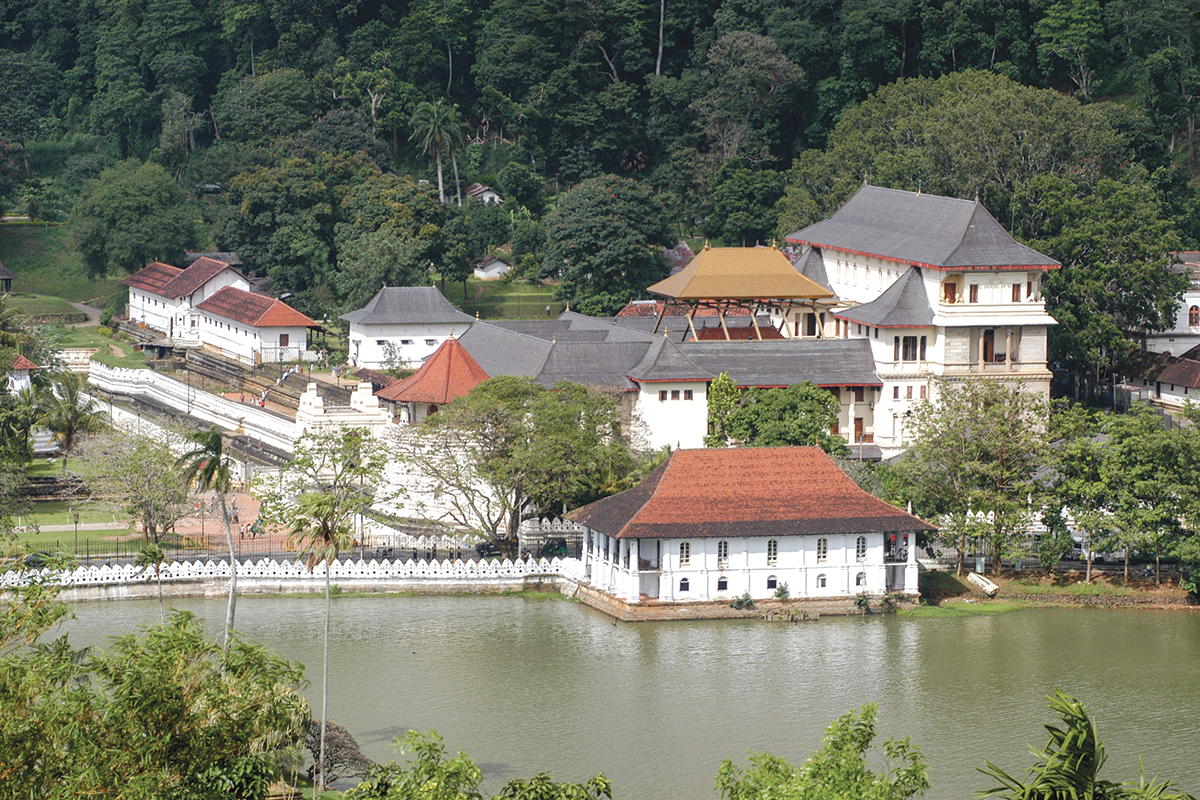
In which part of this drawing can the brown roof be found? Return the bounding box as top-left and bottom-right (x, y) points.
(121, 262), (184, 295)
(158, 256), (241, 298)
(647, 246), (834, 302)
(614, 299), (752, 318)
(570, 447), (935, 539)
(377, 338), (489, 404)
(0, 261), (15, 281)
(10, 354), (37, 371)
(195, 287), (318, 328)
(689, 326), (784, 341)
(1122, 350), (1200, 389)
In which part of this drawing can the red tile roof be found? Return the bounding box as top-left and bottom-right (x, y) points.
(571, 447), (936, 539)
(159, 256), (241, 298)
(121, 262), (183, 295)
(614, 299), (752, 318)
(10, 354), (37, 371)
(195, 286), (318, 328)
(377, 338), (490, 404)
(689, 326), (784, 341)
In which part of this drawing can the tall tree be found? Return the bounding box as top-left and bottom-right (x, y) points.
(80, 430), (190, 544)
(255, 427), (388, 795)
(69, 159), (197, 280)
(542, 175), (673, 314)
(705, 371), (740, 448)
(409, 99), (462, 204)
(896, 380), (1050, 577)
(725, 382), (848, 455)
(177, 428), (238, 651)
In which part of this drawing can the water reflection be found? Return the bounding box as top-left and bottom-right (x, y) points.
(60, 597), (1200, 800)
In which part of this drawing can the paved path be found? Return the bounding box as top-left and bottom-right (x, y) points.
(68, 302), (102, 328)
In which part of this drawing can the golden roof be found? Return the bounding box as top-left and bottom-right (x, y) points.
(647, 246), (834, 301)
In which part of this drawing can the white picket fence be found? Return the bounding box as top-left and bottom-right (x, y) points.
(1, 555), (585, 589)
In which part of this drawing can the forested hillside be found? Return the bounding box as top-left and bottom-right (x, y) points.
(1, 0), (1198, 377)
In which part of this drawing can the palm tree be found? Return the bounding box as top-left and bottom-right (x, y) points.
(39, 371), (110, 472)
(136, 543), (167, 624)
(177, 428), (238, 651)
(290, 491), (355, 797)
(409, 99), (462, 204)
(448, 113), (471, 206)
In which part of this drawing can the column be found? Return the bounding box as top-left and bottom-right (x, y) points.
(1005, 327), (1013, 372)
(628, 539), (641, 603)
(904, 531), (919, 595)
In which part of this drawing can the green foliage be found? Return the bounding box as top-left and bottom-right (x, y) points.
(774, 582), (790, 601)
(543, 175), (673, 312)
(896, 380), (1050, 577)
(725, 382), (848, 455)
(716, 704), (928, 800)
(38, 371), (111, 472)
(348, 730), (484, 800)
(729, 591), (755, 610)
(706, 166), (786, 246)
(69, 159), (197, 279)
(705, 372), (740, 448)
(978, 690), (1196, 800)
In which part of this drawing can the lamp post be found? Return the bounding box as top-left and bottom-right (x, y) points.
(73, 511), (79, 557)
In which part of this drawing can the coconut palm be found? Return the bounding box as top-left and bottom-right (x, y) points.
(290, 491), (354, 796)
(136, 543), (167, 624)
(39, 371), (110, 472)
(177, 428), (238, 651)
(409, 99), (463, 204)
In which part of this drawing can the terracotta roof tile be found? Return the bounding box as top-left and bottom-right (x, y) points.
(10, 354), (37, 370)
(377, 338), (489, 404)
(195, 286), (318, 328)
(571, 447), (935, 539)
(121, 262), (184, 296)
(159, 256), (241, 298)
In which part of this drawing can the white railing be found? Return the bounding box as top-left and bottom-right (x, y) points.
(1, 556), (585, 589)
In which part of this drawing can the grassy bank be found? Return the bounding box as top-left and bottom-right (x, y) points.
(435, 276), (562, 320)
(0, 223), (123, 302)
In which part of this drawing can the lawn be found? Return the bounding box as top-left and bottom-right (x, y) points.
(435, 276), (562, 320)
(55, 325), (149, 369)
(8, 293), (79, 316)
(0, 223), (124, 303)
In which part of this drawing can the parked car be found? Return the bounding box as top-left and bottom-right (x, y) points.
(475, 541), (502, 559)
(539, 537), (568, 558)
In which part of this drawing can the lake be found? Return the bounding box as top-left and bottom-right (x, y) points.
(60, 596), (1200, 799)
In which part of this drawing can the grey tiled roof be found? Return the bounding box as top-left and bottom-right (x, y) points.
(456, 322), (552, 378)
(679, 339), (880, 387)
(834, 267), (934, 328)
(787, 185), (1059, 270)
(340, 287), (475, 325)
(793, 247), (836, 299)
(539, 341), (654, 389)
(629, 338), (714, 382)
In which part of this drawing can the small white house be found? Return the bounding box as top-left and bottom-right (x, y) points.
(571, 447), (931, 606)
(466, 183), (504, 204)
(194, 287), (319, 366)
(473, 254), (512, 281)
(341, 287), (475, 370)
(122, 257), (250, 342)
(7, 354), (36, 394)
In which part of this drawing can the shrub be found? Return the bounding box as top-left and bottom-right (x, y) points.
(774, 582), (790, 600)
(854, 593), (870, 612)
(729, 591), (755, 610)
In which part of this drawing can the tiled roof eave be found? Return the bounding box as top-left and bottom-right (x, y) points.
(784, 239), (1060, 272)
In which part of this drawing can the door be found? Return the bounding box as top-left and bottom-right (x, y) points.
(982, 329), (995, 362)
(854, 417), (864, 442)
(944, 282), (956, 303)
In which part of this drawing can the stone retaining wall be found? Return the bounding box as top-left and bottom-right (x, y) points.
(574, 582), (868, 621)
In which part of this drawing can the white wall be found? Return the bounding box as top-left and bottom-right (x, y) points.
(348, 322), (468, 369)
(635, 381), (708, 450)
(197, 311), (311, 366)
(128, 289), (177, 335)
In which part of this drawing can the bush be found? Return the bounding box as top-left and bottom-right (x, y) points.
(729, 591), (755, 610)
(854, 593), (870, 612)
(774, 582), (790, 600)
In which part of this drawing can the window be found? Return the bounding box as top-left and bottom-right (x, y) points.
(425, 339), (436, 346)
(684, 389), (693, 401)
(906, 386), (913, 399)
(829, 387), (841, 402)
(856, 536), (867, 560)
(1191, 306), (1199, 326)
(969, 284), (979, 303)
(893, 386), (900, 400)
(679, 578), (689, 592)
(902, 336), (918, 361)
(817, 574), (827, 588)
(767, 539), (778, 566)
(920, 336), (927, 361)
(659, 390), (668, 402)
(717, 576), (729, 591)
(1027, 280), (1034, 298)
(401, 339), (414, 345)
(717, 540), (729, 569)
(1012, 283), (1022, 302)
(376, 339), (387, 346)
(816, 537), (828, 563)
(767, 575), (778, 589)
(279, 334), (289, 347)
(671, 389), (680, 400)
(679, 541), (691, 567)
(856, 572), (867, 587)
(920, 385), (927, 399)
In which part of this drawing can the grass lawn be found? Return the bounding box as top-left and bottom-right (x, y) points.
(19, 499), (126, 528)
(0, 223), (124, 303)
(55, 324), (149, 369)
(8, 292), (79, 316)
(435, 276), (561, 320)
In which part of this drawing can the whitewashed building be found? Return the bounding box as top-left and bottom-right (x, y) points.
(571, 447), (931, 604)
(194, 287), (319, 366)
(122, 257), (251, 343)
(787, 185), (1060, 456)
(342, 287), (475, 370)
(1145, 252), (1200, 356)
